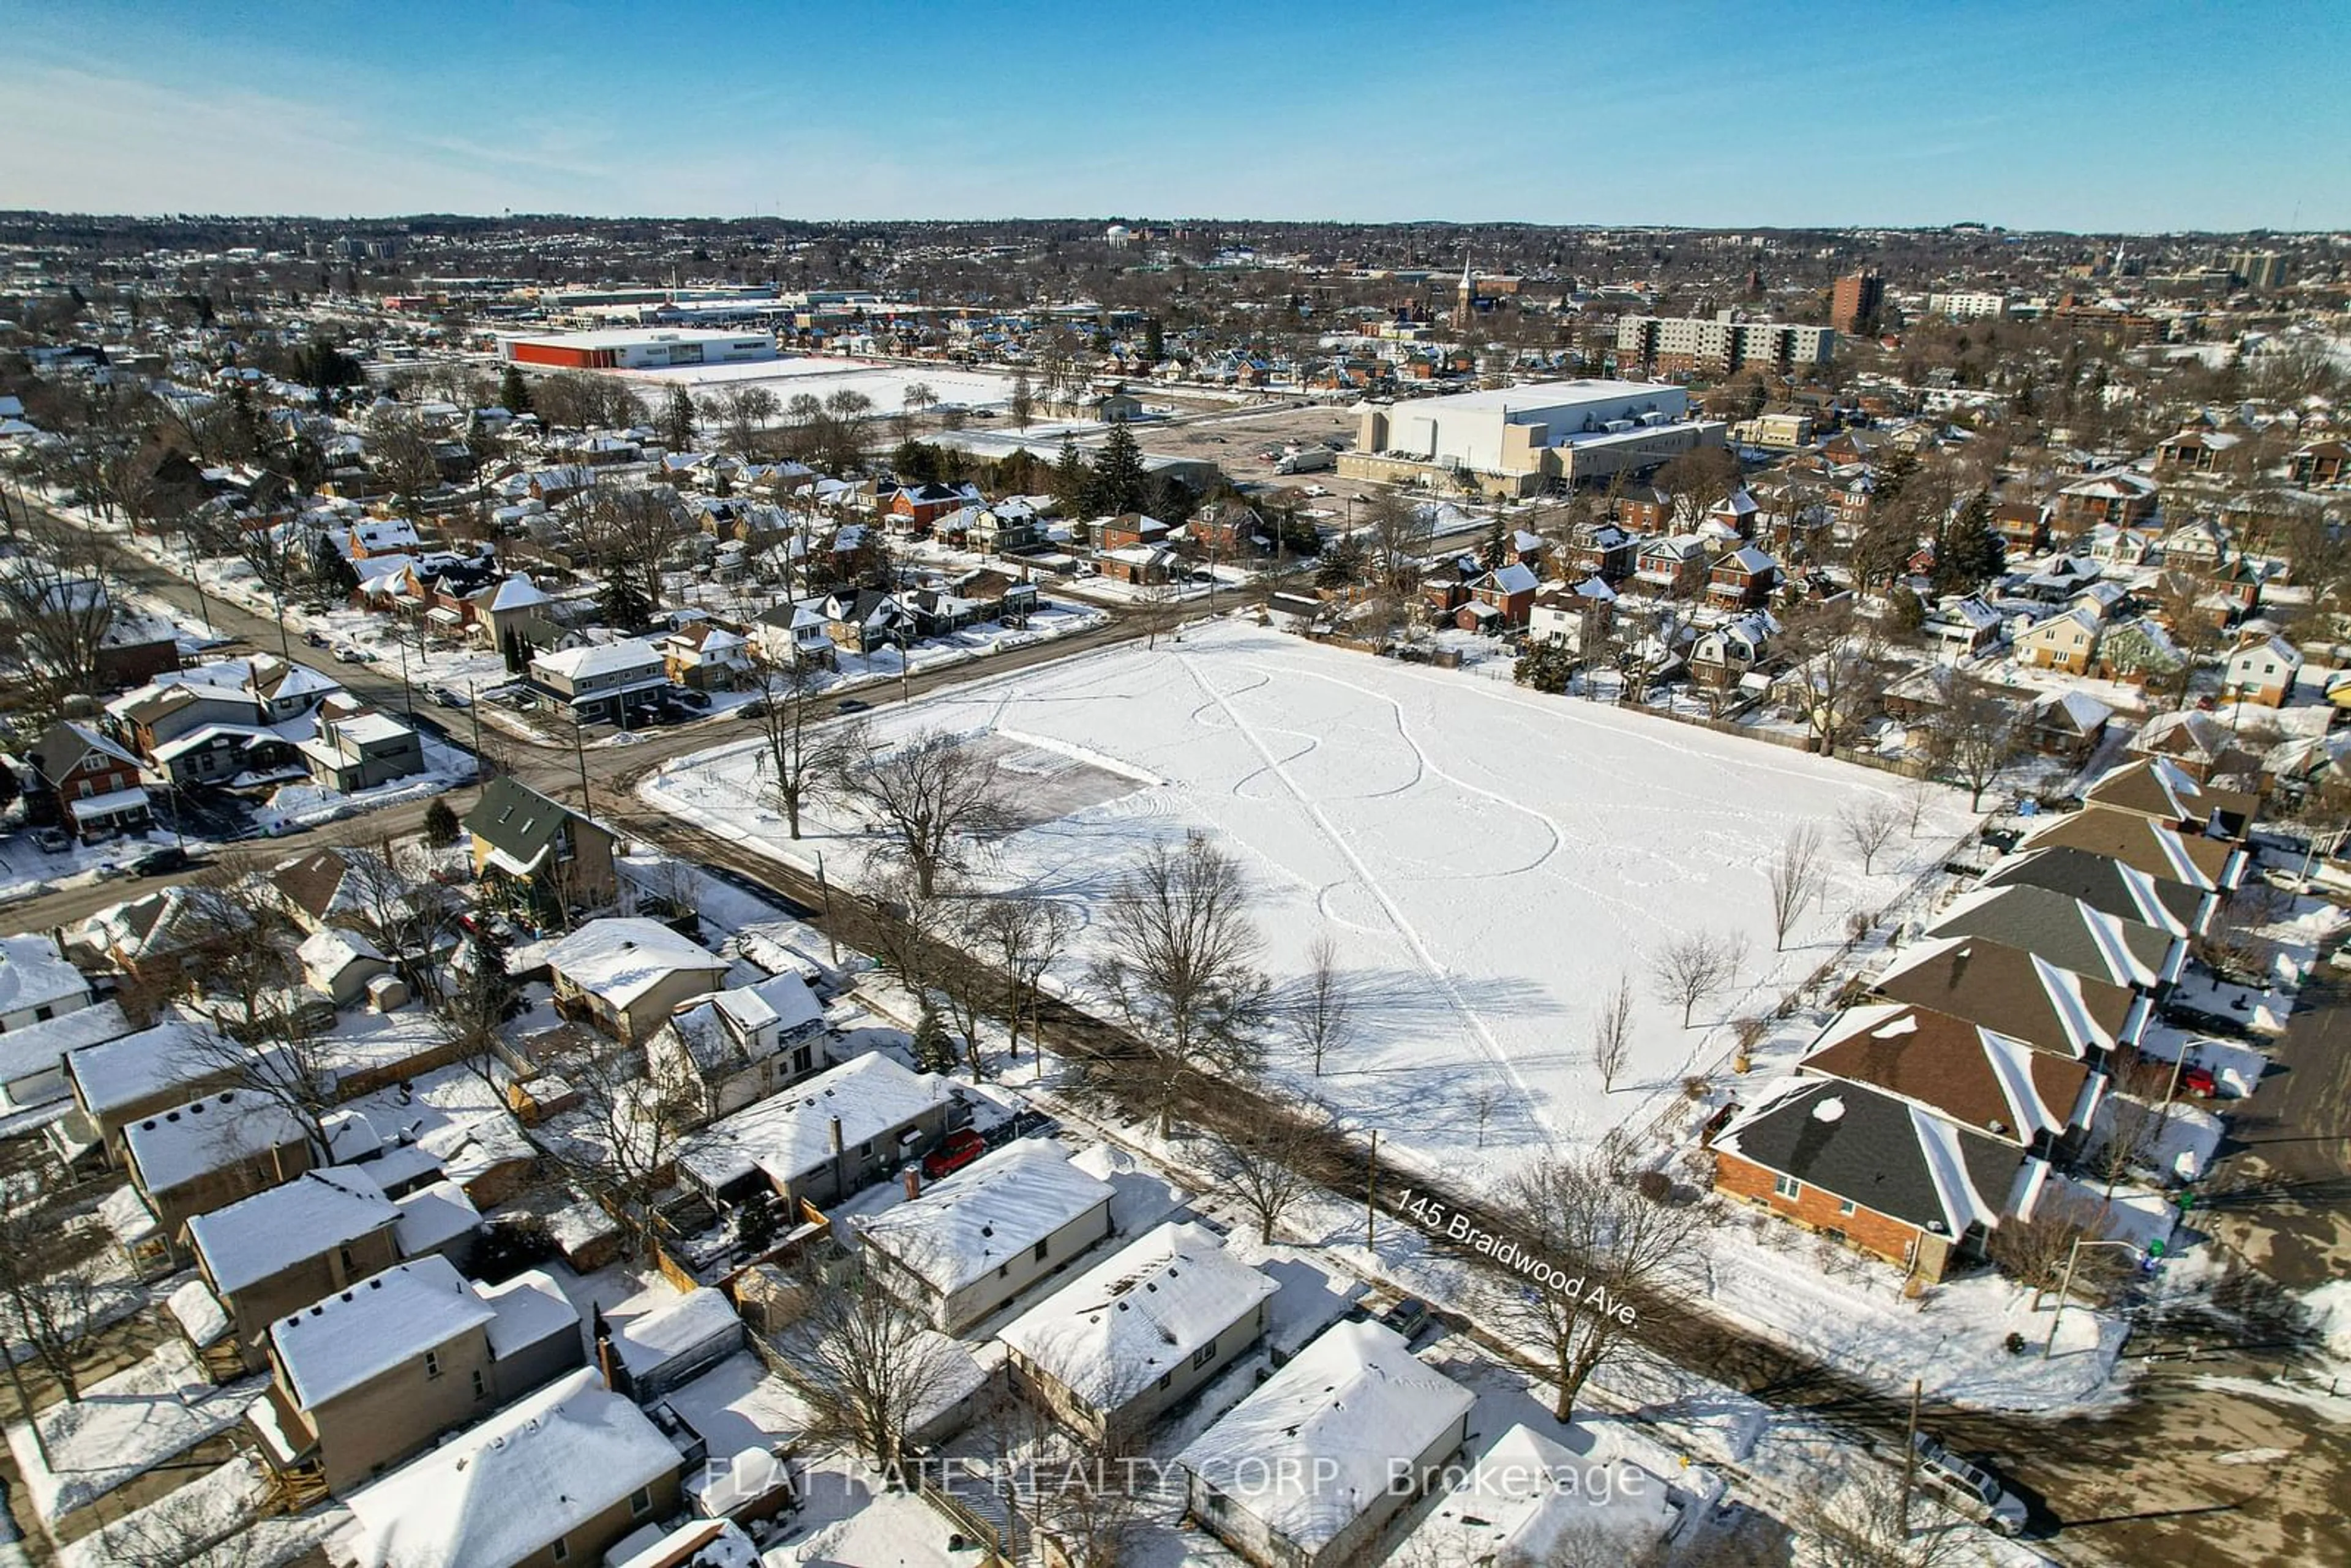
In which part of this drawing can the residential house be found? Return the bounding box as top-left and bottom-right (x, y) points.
(332, 1368), (683, 1568)
(0, 932), (94, 1034)
(1460, 562), (1539, 631)
(528, 640), (670, 724)
(1710, 1076), (2035, 1281)
(463, 776), (621, 923)
(2053, 468), (2161, 536)
(1920, 596), (2004, 658)
(678, 1050), (956, 1208)
(119, 1089), (315, 1269)
(252, 1255), (580, 1496)
(2028, 691), (2113, 762)
(1419, 556), (1482, 619)
(1705, 490), (1761, 539)
(1865, 932), (2150, 1059)
(1560, 520), (1636, 582)
(882, 481), (983, 535)
(1982, 846), (2214, 938)
(1097, 543), (1178, 585)
(28, 719), (151, 840)
(2129, 710), (2257, 785)
(2014, 606), (2102, 675)
(658, 621), (754, 691)
(748, 601), (837, 669)
(1927, 885), (2183, 994)
(474, 572), (555, 656)
(966, 498), (1044, 555)
(2155, 427), (2241, 475)
(545, 917), (731, 1045)
(2288, 439), (2347, 488)
(2022, 805), (2246, 893)
(179, 1168), (403, 1376)
(999, 1220), (1277, 1446)
(1990, 501), (2050, 554)
(299, 927), (393, 1008)
(1799, 1003), (2100, 1158)
(821, 588), (912, 654)
(1403, 1424), (1679, 1568)
(1689, 611), (1779, 688)
(2224, 632), (2302, 707)
(60, 1011), (246, 1161)
(2159, 518), (2232, 569)
(0, 999), (128, 1122)
(1633, 534), (1710, 597)
(858, 1139), (1116, 1334)
(2083, 758), (2257, 841)
(1611, 484), (1672, 532)
(1526, 577), (1615, 655)
(1177, 1320), (1474, 1568)
(645, 970), (831, 1126)
(301, 703), (427, 793)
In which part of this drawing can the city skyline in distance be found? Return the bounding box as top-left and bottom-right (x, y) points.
(4, 0), (2347, 233)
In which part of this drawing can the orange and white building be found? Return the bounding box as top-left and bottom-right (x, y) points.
(497, 328), (776, 371)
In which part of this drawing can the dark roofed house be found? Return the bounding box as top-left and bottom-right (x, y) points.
(1982, 846), (2214, 939)
(1711, 1077), (2036, 1281)
(1799, 1003), (2099, 1158)
(2083, 757), (2256, 843)
(28, 720), (151, 841)
(462, 778), (618, 930)
(2019, 804), (2245, 893)
(1865, 933), (2149, 1060)
(1926, 883), (2186, 995)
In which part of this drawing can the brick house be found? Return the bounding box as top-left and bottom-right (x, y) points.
(2289, 440), (2346, 488)
(28, 719), (152, 840)
(2053, 470), (2159, 536)
(1463, 562), (1539, 629)
(1990, 501), (2050, 554)
(1706, 546), (1780, 609)
(1633, 535), (1710, 598)
(1561, 520), (1637, 582)
(1611, 485), (1672, 532)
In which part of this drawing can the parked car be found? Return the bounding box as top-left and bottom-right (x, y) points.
(332, 645), (366, 663)
(303, 629), (330, 648)
(1910, 1433), (2028, 1536)
(1379, 1296), (1433, 1342)
(430, 686), (471, 709)
(735, 699), (771, 721)
(921, 1128), (988, 1182)
(836, 698), (870, 715)
(131, 846), (190, 877)
(673, 689), (711, 711)
(29, 827), (70, 855)
(2179, 1064), (2219, 1097)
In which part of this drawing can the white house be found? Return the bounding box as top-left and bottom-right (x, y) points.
(2225, 632), (2302, 708)
(1527, 576), (1615, 653)
(0, 933), (95, 1033)
(678, 1050), (956, 1207)
(998, 1220), (1276, 1444)
(527, 640), (670, 724)
(1178, 1320), (1474, 1568)
(647, 970), (830, 1125)
(1401, 1423), (1682, 1567)
(858, 1139), (1116, 1334)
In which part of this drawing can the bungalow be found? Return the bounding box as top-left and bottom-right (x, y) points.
(1403, 1423), (1680, 1568)
(545, 917), (731, 1045)
(2084, 758), (2256, 841)
(999, 1220), (1277, 1446)
(1526, 577), (1615, 655)
(1711, 1077), (2036, 1282)
(528, 640), (670, 725)
(677, 1050), (956, 1208)
(2224, 632), (2302, 708)
(645, 970), (831, 1126)
(2022, 804), (2247, 894)
(2014, 606), (2102, 675)
(27, 719), (151, 841)
(1633, 534), (1710, 597)
(2029, 690), (2113, 762)
(1865, 932), (2149, 1059)
(299, 927), (393, 1008)
(1982, 846), (2214, 939)
(1097, 543), (1179, 586)
(1799, 1003), (2100, 1157)
(1927, 884), (2183, 994)
(0, 931), (94, 1034)
(1178, 1321), (1474, 1568)
(857, 1139), (1116, 1334)
(334, 1368), (683, 1568)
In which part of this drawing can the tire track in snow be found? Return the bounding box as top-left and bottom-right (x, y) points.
(1178, 654), (1559, 1147)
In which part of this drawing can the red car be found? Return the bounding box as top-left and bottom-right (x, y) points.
(2179, 1065), (2219, 1098)
(921, 1128), (988, 1181)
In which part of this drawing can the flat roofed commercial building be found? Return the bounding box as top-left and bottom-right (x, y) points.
(1347, 378), (1725, 497)
(497, 328), (776, 370)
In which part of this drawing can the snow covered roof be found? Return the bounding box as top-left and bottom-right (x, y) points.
(1177, 1320), (1474, 1553)
(0, 997), (129, 1092)
(486, 572), (552, 612)
(270, 1255), (495, 1410)
(1869, 933), (2137, 1059)
(186, 1169), (400, 1296)
(997, 1221), (1275, 1412)
(1406, 1423), (1679, 1567)
(478, 1267), (577, 1360)
(531, 640), (664, 682)
(0, 933), (90, 1019)
(342, 1368), (679, 1568)
(123, 1089), (306, 1196)
(544, 918), (726, 1009)
(297, 926), (386, 978)
(393, 1178), (484, 1259)
(680, 1050), (951, 1191)
(66, 1013), (234, 1117)
(857, 1139), (1114, 1296)
(1482, 561), (1539, 595)
(1927, 883), (2172, 991)
(609, 1286), (741, 1380)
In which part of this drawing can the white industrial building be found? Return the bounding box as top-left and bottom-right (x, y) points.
(498, 328), (778, 371)
(1346, 379), (1725, 498)
(1927, 291), (2008, 320)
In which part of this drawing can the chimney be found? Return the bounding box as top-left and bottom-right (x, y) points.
(830, 1114), (848, 1196)
(904, 1165), (922, 1201)
(592, 1307), (621, 1393)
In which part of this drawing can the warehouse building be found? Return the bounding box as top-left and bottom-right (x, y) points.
(1344, 379), (1726, 498)
(497, 328), (777, 371)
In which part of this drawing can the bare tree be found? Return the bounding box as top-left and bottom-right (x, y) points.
(1483, 1152), (1702, 1424)
(572, 481), (690, 618)
(1213, 1103), (1326, 1243)
(341, 837), (463, 1008)
(1360, 490), (1434, 598)
(368, 410), (441, 519)
(1903, 774), (1939, 837)
(719, 386), (780, 457)
(1655, 931), (1742, 1029)
(1782, 602), (1895, 754)
(746, 654), (864, 839)
(1087, 833), (1271, 1076)
(841, 730), (1010, 898)
(0, 1196), (110, 1409)
(771, 1262), (959, 1487)
(861, 863), (959, 1005)
(1930, 678), (2023, 811)
(0, 530), (119, 717)
(1794, 1459), (1970, 1568)
(1840, 799), (1904, 875)
(1284, 934), (1356, 1075)
(1008, 372), (1036, 431)
(978, 893), (1076, 1062)
(1022, 1424), (1152, 1568)
(1985, 1190), (2123, 1309)
(1469, 1081), (1505, 1146)
(1592, 970), (1636, 1089)
(531, 1034), (700, 1260)
(1766, 824), (1829, 951)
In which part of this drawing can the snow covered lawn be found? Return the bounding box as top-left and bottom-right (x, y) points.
(6, 1340), (264, 1526)
(645, 618), (1981, 1179)
(56, 1458), (346, 1568)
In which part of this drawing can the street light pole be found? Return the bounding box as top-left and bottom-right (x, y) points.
(2043, 1238), (2140, 1359)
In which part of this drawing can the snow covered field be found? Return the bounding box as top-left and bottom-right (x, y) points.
(647, 619), (1982, 1178)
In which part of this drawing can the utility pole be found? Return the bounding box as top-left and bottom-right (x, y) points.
(571, 715), (591, 811)
(1366, 1130), (1378, 1254)
(814, 850), (839, 967)
(1897, 1377), (1922, 1540)
(467, 680), (484, 780)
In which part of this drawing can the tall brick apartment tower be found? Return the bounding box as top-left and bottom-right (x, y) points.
(1831, 271), (1883, 336)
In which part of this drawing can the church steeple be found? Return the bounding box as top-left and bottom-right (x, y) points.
(1455, 253), (1475, 331)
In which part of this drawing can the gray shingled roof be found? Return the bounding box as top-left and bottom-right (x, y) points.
(1720, 1079), (2023, 1237)
(1981, 847), (2207, 935)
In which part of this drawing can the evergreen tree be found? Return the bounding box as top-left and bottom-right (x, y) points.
(911, 1007), (957, 1075)
(498, 363), (533, 416)
(1090, 421), (1148, 516)
(1144, 317), (1165, 365)
(1051, 436), (1091, 517)
(598, 576), (653, 631)
(315, 539), (361, 598)
(1480, 515), (1509, 572)
(1932, 492), (2003, 595)
(423, 799), (461, 846)
(660, 385), (696, 451)
(1513, 640), (1578, 694)
(501, 626), (528, 675)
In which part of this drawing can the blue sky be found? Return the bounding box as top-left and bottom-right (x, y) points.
(3, 1), (2344, 230)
